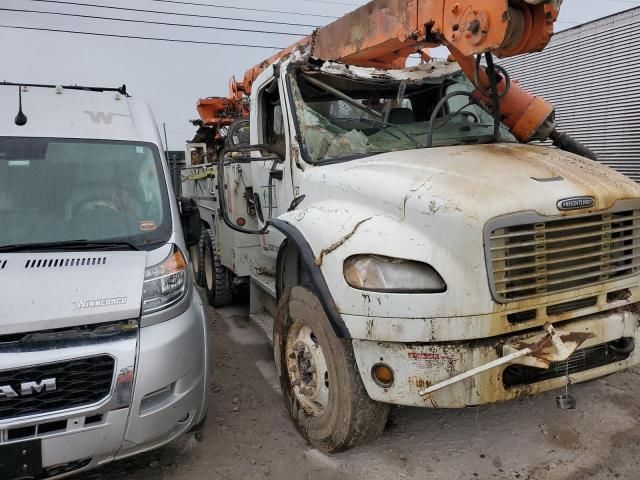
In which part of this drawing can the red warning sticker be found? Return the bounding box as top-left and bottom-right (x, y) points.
(408, 352), (441, 361)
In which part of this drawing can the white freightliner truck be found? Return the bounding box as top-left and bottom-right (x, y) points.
(0, 82), (207, 479)
(183, 55), (640, 451)
(183, 0), (640, 451)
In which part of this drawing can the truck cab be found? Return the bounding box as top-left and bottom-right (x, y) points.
(0, 83), (207, 479)
(184, 57), (640, 452)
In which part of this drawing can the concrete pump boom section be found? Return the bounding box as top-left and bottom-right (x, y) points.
(198, 0), (565, 145)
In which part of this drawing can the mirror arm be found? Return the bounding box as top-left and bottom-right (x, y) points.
(216, 145), (284, 235)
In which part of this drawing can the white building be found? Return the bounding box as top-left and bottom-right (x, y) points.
(501, 7), (640, 180)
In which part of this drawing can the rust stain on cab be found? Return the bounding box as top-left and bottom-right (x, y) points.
(408, 376), (432, 390)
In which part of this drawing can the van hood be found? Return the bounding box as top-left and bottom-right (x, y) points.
(304, 143), (640, 219)
(0, 251), (147, 335)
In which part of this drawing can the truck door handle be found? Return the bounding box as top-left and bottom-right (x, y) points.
(254, 193), (265, 223)
(269, 170), (283, 181)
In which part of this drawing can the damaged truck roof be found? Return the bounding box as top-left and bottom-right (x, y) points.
(313, 59), (464, 85)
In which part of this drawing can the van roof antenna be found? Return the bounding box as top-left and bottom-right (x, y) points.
(15, 85), (27, 126)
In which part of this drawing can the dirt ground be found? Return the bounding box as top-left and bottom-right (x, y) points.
(91, 296), (640, 480)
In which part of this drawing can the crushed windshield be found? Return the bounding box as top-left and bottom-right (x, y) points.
(0, 138), (171, 249)
(290, 69), (516, 163)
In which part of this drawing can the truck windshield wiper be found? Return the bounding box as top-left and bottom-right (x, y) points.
(0, 239), (141, 253)
(359, 118), (425, 148)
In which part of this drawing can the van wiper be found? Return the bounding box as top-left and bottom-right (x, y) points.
(0, 240), (141, 252)
(359, 118), (425, 148)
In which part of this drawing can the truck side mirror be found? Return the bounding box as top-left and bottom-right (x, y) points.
(180, 197), (201, 247)
(226, 119), (251, 148)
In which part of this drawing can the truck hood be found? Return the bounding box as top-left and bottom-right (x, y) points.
(289, 143), (640, 321)
(305, 143), (640, 219)
(0, 251), (147, 335)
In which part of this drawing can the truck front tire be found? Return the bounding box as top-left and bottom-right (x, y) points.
(190, 228), (206, 287)
(274, 286), (389, 452)
(203, 230), (234, 307)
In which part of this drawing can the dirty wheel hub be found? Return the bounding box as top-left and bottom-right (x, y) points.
(285, 324), (329, 415)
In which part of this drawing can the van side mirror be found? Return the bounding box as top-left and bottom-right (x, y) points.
(180, 197), (201, 247)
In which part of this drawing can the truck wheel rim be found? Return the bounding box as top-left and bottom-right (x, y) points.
(190, 244), (200, 275)
(204, 246), (213, 290)
(285, 322), (330, 415)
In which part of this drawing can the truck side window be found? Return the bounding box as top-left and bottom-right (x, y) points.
(262, 81), (286, 156)
(272, 105), (284, 140)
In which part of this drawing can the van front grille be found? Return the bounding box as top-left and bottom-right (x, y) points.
(486, 206), (640, 303)
(0, 356), (115, 421)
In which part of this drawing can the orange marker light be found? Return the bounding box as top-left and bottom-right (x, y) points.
(372, 364), (395, 388)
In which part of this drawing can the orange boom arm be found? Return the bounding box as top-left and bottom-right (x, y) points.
(200, 0), (563, 144)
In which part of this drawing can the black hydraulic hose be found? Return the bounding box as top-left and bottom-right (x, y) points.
(474, 54), (511, 99)
(549, 130), (599, 161)
(427, 91), (475, 147)
(484, 53), (502, 142)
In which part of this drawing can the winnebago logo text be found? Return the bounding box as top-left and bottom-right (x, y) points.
(73, 297), (128, 310)
(557, 196), (595, 211)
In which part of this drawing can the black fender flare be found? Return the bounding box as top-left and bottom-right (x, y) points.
(269, 219), (350, 339)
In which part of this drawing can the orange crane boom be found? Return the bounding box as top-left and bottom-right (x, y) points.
(198, 0), (567, 146)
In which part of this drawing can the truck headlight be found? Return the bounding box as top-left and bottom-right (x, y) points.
(142, 246), (188, 314)
(344, 255), (446, 293)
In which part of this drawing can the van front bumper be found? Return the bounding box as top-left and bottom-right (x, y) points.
(0, 291), (208, 480)
(353, 306), (640, 408)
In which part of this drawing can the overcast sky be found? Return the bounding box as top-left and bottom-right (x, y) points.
(0, 0), (635, 150)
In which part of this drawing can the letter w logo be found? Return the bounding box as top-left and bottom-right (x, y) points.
(84, 111), (129, 125)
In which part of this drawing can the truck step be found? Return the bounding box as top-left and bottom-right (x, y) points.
(250, 313), (274, 345)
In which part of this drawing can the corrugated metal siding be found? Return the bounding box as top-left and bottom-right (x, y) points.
(500, 8), (640, 181)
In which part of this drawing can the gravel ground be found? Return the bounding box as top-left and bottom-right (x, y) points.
(91, 295), (640, 480)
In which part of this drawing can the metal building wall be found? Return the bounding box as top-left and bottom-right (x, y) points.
(500, 8), (640, 181)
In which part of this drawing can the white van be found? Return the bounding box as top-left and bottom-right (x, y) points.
(0, 82), (207, 479)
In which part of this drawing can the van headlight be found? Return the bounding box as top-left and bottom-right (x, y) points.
(142, 246), (188, 314)
(344, 255), (447, 293)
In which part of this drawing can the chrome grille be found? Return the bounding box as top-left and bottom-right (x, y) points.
(486, 205), (640, 303)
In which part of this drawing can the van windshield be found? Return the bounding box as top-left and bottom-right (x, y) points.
(0, 138), (171, 250)
(290, 70), (516, 164)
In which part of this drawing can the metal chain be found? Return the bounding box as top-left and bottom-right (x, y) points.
(309, 28), (319, 57)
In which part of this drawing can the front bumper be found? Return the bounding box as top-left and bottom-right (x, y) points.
(0, 291), (208, 479)
(353, 306), (640, 407)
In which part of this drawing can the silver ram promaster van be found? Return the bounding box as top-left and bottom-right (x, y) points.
(0, 83), (207, 479)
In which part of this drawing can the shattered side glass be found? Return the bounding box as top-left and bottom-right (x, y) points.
(290, 80), (377, 162)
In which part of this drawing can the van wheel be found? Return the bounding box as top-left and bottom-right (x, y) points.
(274, 286), (389, 452)
(190, 228), (206, 287)
(203, 230), (234, 307)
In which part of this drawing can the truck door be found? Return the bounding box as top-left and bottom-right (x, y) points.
(249, 73), (294, 258)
